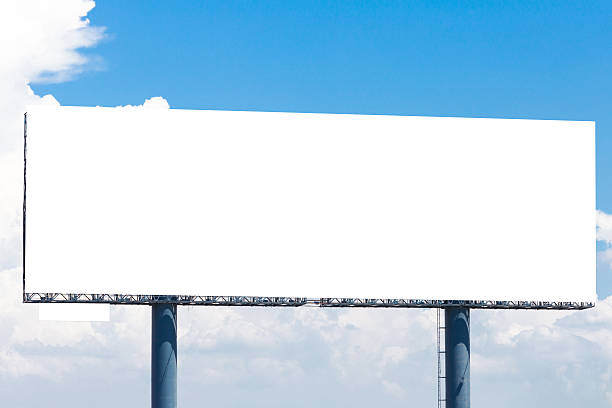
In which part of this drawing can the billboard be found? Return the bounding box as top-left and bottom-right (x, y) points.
(23, 106), (596, 304)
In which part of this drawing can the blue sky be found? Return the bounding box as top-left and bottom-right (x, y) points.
(3, 1), (611, 407)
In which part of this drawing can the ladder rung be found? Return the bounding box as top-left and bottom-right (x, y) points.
(437, 310), (446, 407)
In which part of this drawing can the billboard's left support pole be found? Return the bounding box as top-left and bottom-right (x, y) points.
(152, 304), (177, 408)
(445, 307), (470, 408)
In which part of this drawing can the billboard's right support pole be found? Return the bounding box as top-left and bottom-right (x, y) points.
(152, 303), (177, 408)
(445, 307), (470, 408)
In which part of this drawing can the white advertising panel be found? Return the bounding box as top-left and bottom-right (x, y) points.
(24, 106), (596, 302)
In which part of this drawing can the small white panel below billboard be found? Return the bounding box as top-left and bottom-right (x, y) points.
(39, 304), (110, 322)
(24, 106), (596, 303)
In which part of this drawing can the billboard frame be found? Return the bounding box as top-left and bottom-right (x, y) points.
(21, 111), (596, 311)
(22, 292), (594, 309)
(21, 109), (597, 408)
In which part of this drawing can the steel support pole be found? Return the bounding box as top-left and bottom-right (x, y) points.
(152, 304), (177, 408)
(445, 307), (470, 408)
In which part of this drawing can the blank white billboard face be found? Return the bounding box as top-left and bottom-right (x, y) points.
(24, 106), (596, 302)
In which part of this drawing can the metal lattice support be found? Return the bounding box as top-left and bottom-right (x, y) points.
(23, 293), (595, 310)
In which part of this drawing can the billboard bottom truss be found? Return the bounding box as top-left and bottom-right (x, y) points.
(23, 293), (594, 310)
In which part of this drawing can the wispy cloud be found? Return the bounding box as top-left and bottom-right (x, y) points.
(0, 0), (105, 86)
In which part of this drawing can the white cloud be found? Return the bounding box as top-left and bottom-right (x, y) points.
(598, 210), (612, 245)
(143, 96), (170, 109)
(112, 96), (171, 110)
(598, 211), (612, 279)
(601, 247), (612, 265)
(470, 301), (612, 406)
(0, 1), (104, 83)
(0, 0), (104, 151)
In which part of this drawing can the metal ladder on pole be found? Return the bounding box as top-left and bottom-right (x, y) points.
(437, 308), (446, 408)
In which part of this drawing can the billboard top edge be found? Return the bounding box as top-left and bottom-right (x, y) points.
(24, 104), (596, 125)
